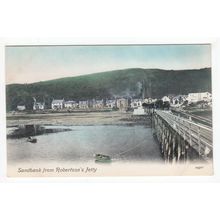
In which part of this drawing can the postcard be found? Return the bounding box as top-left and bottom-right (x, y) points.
(5, 44), (213, 177)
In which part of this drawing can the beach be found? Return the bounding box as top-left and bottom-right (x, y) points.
(6, 111), (151, 127)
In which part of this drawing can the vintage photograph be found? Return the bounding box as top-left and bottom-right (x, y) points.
(5, 44), (213, 176)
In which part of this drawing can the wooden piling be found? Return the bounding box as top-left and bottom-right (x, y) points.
(151, 112), (196, 163)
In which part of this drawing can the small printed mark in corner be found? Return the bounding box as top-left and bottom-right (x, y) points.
(195, 166), (204, 169)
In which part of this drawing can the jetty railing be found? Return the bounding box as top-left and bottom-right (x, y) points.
(152, 110), (213, 162)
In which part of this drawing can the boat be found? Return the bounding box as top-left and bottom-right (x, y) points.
(94, 154), (111, 163)
(27, 136), (37, 143)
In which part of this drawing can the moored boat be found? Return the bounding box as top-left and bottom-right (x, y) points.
(27, 136), (37, 143)
(94, 154), (111, 163)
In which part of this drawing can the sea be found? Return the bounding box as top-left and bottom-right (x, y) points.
(7, 125), (162, 164)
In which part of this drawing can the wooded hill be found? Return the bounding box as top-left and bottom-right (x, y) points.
(6, 68), (211, 111)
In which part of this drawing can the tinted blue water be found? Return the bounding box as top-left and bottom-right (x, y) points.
(7, 125), (162, 164)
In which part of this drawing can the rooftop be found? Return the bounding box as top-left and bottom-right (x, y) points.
(52, 99), (64, 104)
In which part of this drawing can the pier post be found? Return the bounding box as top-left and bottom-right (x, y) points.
(198, 127), (201, 158)
(172, 134), (176, 163)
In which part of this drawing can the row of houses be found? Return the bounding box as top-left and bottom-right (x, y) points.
(162, 92), (212, 107)
(51, 98), (129, 110)
(16, 92), (212, 111)
(31, 98), (142, 111)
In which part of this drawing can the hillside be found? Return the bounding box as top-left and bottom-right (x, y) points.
(6, 68), (212, 111)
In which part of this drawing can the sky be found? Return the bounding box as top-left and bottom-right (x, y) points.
(5, 44), (211, 84)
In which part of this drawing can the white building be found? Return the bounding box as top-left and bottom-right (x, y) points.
(187, 92), (212, 103)
(144, 98), (156, 104)
(116, 98), (129, 111)
(79, 101), (89, 109)
(64, 101), (78, 109)
(144, 98), (157, 104)
(130, 99), (143, 108)
(93, 100), (104, 109)
(105, 99), (116, 108)
(51, 99), (64, 109)
(162, 96), (170, 103)
(133, 106), (146, 115)
(171, 95), (187, 106)
(17, 105), (26, 111)
(33, 102), (45, 110)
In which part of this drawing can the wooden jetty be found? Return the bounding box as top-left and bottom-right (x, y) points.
(151, 110), (213, 163)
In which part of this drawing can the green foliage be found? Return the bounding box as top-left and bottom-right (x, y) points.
(155, 100), (164, 109)
(6, 68), (211, 111)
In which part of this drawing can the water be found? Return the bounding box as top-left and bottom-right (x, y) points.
(7, 125), (162, 164)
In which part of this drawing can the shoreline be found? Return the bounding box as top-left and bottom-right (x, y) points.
(6, 111), (151, 127)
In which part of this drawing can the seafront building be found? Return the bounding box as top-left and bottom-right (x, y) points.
(25, 91), (213, 112)
(78, 100), (89, 109)
(51, 99), (65, 110)
(17, 105), (26, 111)
(161, 96), (170, 103)
(130, 99), (143, 109)
(116, 98), (129, 111)
(187, 92), (212, 103)
(33, 102), (45, 110)
(92, 100), (104, 109)
(105, 99), (116, 109)
(64, 101), (78, 109)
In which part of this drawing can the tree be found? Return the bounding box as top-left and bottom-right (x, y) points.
(155, 100), (163, 109)
(163, 101), (170, 110)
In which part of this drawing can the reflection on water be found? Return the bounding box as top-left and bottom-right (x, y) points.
(7, 125), (162, 164)
(7, 124), (72, 138)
